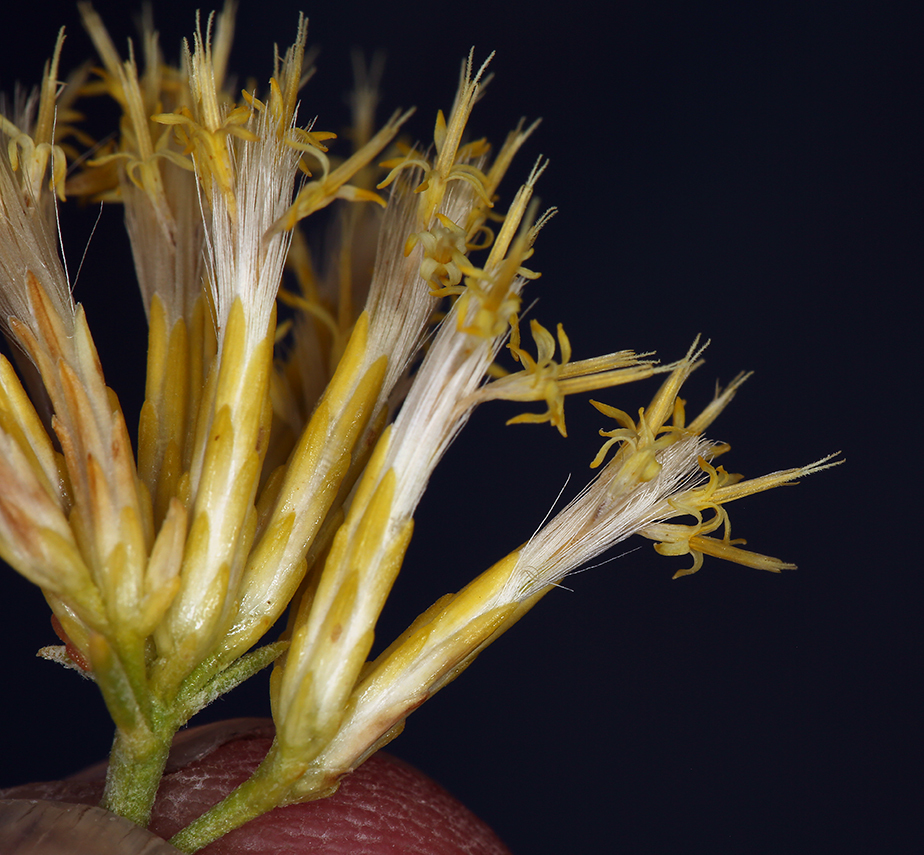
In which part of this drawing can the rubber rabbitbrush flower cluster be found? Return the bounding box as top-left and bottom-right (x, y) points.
(0, 3), (839, 851)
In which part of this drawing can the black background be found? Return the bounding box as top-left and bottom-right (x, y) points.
(1, 1), (919, 853)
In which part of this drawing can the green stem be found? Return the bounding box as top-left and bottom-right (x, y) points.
(100, 724), (174, 827)
(168, 740), (303, 853)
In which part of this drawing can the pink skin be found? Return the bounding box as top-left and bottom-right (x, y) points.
(1, 719), (511, 855)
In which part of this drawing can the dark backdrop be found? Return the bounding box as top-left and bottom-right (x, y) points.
(1, 2), (919, 853)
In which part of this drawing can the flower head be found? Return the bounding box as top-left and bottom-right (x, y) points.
(0, 5), (840, 849)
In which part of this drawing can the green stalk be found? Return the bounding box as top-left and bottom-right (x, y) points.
(168, 740), (305, 853)
(100, 723), (175, 827)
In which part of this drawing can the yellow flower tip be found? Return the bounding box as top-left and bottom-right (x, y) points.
(639, 335), (708, 432)
(433, 108), (448, 154)
(475, 317), (572, 433)
(273, 108), (413, 231)
(799, 451), (845, 478)
(587, 339), (758, 474)
(643, 449), (843, 578)
(589, 401), (663, 472)
(377, 50), (498, 226)
(685, 370), (753, 436)
(710, 451), (844, 505)
(375, 153), (429, 191)
(349, 186), (389, 207)
(679, 534), (796, 576)
(414, 214), (470, 290)
(669, 554), (704, 579)
(0, 25), (71, 202)
(506, 312), (522, 360)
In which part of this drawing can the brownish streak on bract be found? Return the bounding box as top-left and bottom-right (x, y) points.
(51, 613), (92, 672)
(0, 489), (39, 557)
